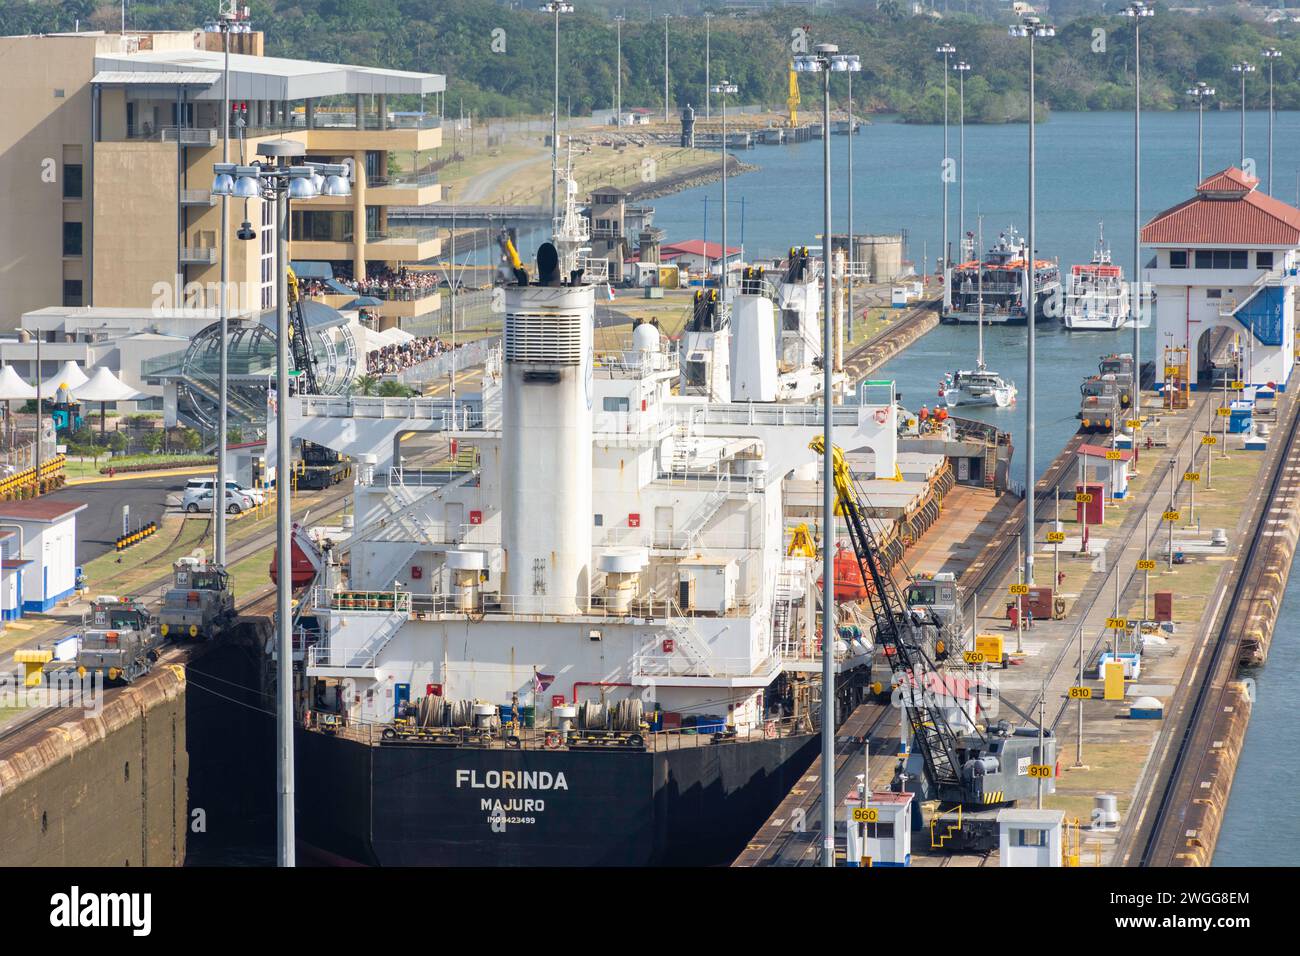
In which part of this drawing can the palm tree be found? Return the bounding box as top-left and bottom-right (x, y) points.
(351, 374), (379, 396)
(877, 0), (903, 21)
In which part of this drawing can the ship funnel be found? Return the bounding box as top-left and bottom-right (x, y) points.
(501, 270), (595, 615)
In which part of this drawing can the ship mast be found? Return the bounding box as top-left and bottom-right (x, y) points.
(977, 215), (985, 369)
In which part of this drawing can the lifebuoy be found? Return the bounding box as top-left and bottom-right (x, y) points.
(763, 720), (778, 740)
(544, 731), (562, 750)
(874, 409), (888, 425)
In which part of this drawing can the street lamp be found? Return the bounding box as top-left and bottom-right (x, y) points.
(936, 43), (956, 273)
(614, 14), (624, 128)
(793, 41), (860, 870)
(954, 61), (971, 263)
(1123, 1), (1152, 443)
(1009, 15), (1053, 586)
(1186, 81), (1215, 183)
(704, 13), (713, 122)
(1263, 48), (1281, 194)
(1232, 60), (1255, 169)
(204, 0), (250, 566)
(540, 2), (573, 225)
(711, 81), (739, 308)
(664, 14), (671, 124)
(211, 143), (350, 868)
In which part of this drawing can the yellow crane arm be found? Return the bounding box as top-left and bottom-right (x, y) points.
(808, 435), (856, 515)
(286, 265), (300, 306)
(787, 64), (801, 128)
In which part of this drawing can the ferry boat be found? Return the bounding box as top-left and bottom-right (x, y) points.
(1062, 225), (1131, 331)
(940, 225), (1059, 326)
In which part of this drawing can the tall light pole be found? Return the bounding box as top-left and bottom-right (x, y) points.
(1233, 59), (1255, 169)
(794, 41), (860, 870)
(212, 147), (351, 868)
(712, 80), (738, 307)
(704, 13), (712, 122)
(205, 1), (247, 567)
(1124, 2), (1152, 441)
(614, 14), (623, 127)
(936, 43), (956, 272)
(541, 2), (573, 225)
(1264, 48), (1281, 193)
(1010, 15), (1053, 586)
(1187, 81), (1215, 183)
(847, 67), (855, 348)
(663, 14), (671, 124)
(954, 60), (971, 263)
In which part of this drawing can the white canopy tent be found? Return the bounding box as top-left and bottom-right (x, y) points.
(41, 360), (89, 397)
(0, 366), (37, 457)
(0, 366), (37, 401)
(72, 367), (145, 439)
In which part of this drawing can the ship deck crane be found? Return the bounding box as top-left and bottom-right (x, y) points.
(810, 435), (1054, 852)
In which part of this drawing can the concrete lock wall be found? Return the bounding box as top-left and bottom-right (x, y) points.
(0, 665), (188, 867)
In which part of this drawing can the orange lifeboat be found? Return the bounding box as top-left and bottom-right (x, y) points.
(817, 543), (872, 602)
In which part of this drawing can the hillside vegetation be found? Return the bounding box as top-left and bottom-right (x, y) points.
(5, 1), (1300, 122)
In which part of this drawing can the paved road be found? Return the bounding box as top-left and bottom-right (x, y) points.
(43, 474), (192, 566)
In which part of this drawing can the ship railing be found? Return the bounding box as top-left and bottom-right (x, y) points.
(631, 652), (776, 680)
(593, 348), (679, 377)
(314, 713), (814, 751)
(311, 586), (412, 615)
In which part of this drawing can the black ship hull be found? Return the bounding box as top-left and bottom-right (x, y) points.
(294, 727), (820, 866)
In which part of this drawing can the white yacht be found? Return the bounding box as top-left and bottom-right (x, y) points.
(940, 217), (1018, 409)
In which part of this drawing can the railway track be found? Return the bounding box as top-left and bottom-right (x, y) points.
(0, 483), (351, 749)
(1130, 374), (1300, 866)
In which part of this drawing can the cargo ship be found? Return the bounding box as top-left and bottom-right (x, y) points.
(940, 226), (1059, 325)
(273, 179), (946, 866)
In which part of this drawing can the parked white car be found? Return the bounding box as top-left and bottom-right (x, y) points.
(181, 486), (255, 515)
(185, 478), (265, 506)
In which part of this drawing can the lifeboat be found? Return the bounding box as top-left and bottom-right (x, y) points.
(817, 543), (872, 602)
(269, 523), (324, 588)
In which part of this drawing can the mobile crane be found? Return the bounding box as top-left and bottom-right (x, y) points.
(285, 266), (351, 489)
(810, 435), (1054, 851)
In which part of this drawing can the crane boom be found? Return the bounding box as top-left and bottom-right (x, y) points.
(787, 63), (801, 128)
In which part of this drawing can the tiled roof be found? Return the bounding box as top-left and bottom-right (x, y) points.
(1141, 166), (1300, 245)
(660, 240), (741, 259)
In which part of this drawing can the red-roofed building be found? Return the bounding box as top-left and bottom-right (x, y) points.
(0, 497), (85, 615)
(659, 239), (743, 278)
(1142, 167), (1300, 392)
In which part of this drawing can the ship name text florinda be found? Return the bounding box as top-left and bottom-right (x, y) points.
(455, 769), (570, 790)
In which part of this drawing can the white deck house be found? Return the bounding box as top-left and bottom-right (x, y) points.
(1142, 167), (1300, 392)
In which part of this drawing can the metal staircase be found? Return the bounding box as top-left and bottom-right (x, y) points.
(664, 602), (715, 676)
(772, 566), (800, 657)
(347, 470), (478, 548)
(671, 479), (729, 550)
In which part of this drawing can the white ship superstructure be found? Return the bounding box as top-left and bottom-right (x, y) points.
(289, 256), (906, 733)
(1063, 225), (1131, 331)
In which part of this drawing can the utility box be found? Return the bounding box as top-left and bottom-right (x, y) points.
(844, 791), (913, 867)
(1154, 590), (1173, 622)
(676, 557), (738, 615)
(1074, 482), (1105, 525)
(975, 634), (1006, 667)
(1006, 587), (1054, 622)
(998, 809), (1064, 868)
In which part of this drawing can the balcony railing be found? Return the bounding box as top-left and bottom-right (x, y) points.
(179, 188), (215, 206)
(366, 172), (439, 189)
(161, 127), (217, 147)
(363, 225), (440, 245)
(179, 247), (217, 265)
